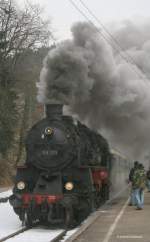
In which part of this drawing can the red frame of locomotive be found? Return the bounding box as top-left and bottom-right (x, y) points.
(20, 166), (109, 207)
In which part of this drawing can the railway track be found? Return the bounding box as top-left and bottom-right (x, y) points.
(0, 226), (30, 242)
(0, 226), (67, 242)
(50, 230), (67, 242)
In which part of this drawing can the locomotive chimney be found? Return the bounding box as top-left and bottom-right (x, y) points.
(45, 104), (63, 120)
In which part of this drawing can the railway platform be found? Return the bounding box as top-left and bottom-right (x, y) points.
(67, 190), (150, 242)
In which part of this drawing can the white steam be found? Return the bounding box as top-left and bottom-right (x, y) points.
(37, 20), (150, 160)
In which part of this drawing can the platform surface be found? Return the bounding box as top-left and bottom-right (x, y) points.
(74, 191), (150, 242)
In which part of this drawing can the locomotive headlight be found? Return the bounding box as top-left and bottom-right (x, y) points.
(45, 127), (53, 135)
(65, 182), (74, 191)
(17, 181), (25, 190)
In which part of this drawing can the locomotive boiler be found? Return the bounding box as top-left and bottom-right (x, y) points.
(9, 104), (111, 227)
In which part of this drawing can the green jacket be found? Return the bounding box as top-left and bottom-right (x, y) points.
(132, 168), (146, 189)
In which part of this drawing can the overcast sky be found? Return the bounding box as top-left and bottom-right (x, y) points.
(18, 0), (150, 40)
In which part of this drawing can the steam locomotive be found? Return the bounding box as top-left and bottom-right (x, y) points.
(9, 104), (112, 227)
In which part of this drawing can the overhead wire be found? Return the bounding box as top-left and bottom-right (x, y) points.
(68, 0), (130, 61)
(67, 0), (148, 80)
(78, 0), (149, 80)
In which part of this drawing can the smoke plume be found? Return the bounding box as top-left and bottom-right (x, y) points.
(37, 20), (150, 161)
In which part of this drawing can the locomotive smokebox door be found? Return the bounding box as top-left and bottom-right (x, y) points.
(34, 172), (62, 194)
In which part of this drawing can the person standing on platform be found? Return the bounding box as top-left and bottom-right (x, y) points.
(146, 167), (150, 192)
(132, 163), (146, 210)
(128, 161), (139, 206)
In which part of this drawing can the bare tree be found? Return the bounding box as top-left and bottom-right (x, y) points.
(0, 0), (53, 67)
(0, 0), (54, 170)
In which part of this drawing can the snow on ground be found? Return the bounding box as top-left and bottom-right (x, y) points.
(0, 200), (64, 242)
(0, 189), (12, 198)
(6, 228), (64, 242)
(0, 190), (78, 242)
(0, 202), (21, 239)
(0, 189), (20, 239)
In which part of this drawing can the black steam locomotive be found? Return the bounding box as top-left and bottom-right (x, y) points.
(9, 104), (111, 227)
